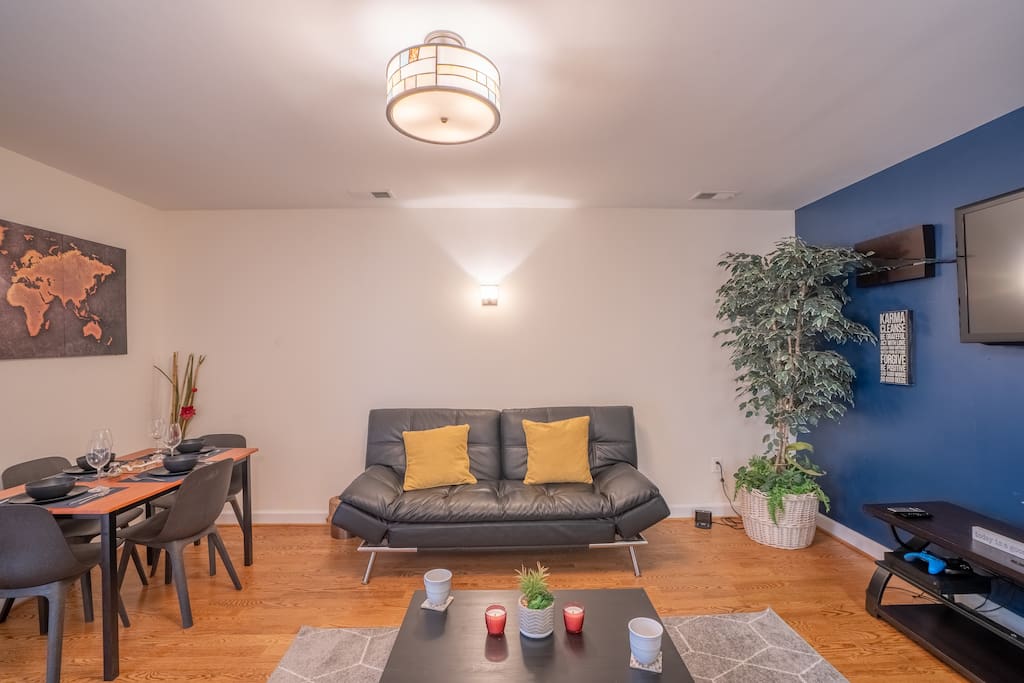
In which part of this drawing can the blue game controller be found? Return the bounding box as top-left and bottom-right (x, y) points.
(903, 551), (947, 574)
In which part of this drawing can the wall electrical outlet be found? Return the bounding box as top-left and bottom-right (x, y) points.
(710, 458), (722, 475)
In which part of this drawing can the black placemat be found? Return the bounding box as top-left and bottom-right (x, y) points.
(125, 471), (190, 483)
(42, 486), (128, 509)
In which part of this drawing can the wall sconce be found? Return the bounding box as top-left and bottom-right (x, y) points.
(481, 284), (499, 306)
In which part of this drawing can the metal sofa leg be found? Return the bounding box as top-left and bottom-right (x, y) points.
(628, 546), (641, 577)
(361, 552), (377, 585)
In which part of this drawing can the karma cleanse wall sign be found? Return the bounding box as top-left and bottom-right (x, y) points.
(879, 309), (912, 385)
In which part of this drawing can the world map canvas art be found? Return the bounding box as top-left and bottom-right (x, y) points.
(0, 218), (127, 360)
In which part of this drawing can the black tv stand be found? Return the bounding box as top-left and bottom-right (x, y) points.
(864, 502), (1024, 683)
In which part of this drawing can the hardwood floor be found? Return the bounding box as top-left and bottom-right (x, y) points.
(0, 520), (963, 682)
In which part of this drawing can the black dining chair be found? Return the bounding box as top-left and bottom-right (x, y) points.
(117, 458), (241, 628)
(149, 433), (247, 523)
(0, 505), (124, 683)
(0, 456), (147, 624)
(1, 456), (146, 542)
(149, 433), (246, 575)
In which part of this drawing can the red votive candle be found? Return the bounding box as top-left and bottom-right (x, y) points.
(563, 602), (585, 634)
(485, 604), (506, 636)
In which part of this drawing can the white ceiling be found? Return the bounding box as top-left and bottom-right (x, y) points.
(0, 1), (1022, 211)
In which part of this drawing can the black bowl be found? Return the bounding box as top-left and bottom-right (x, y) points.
(25, 475), (76, 500)
(176, 438), (205, 454)
(76, 455), (97, 472)
(162, 453), (200, 473)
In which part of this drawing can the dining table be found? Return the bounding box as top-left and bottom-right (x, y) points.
(0, 445), (258, 680)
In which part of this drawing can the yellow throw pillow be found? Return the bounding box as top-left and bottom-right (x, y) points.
(523, 416), (592, 485)
(402, 424), (477, 491)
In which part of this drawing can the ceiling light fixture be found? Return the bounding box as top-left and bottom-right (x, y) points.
(385, 30), (500, 145)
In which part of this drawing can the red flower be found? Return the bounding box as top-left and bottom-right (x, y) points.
(180, 405), (196, 420)
(192, 387), (198, 393)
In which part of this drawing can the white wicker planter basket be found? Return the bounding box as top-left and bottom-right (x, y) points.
(518, 598), (554, 638)
(739, 488), (819, 550)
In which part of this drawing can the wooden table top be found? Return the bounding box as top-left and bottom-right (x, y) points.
(0, 447), (258, 516)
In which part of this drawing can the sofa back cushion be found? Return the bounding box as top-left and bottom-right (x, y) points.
(500, 406), (637, 480)
(366, 409), (502, 480)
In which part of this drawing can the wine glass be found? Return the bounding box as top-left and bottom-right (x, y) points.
(163, 423), (182, 455)
(86, 429), (113, 484)
(148, 417), (167, 455)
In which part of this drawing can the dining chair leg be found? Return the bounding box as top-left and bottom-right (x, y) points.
(37, 596), (48, 635)
(164, 550), (173, 585)
(208, 538), (217, 576)
(116, 543), (132, 588)
(43, 582), (67, 683)
(210, 531), (242, 590)
(0, 598), (13, 623)
(130, 545), (149, 586)
(117, 596), (131, 628)
(229, 496), (243, 526)
(167, 545), (194, 629)
(148, 548), (162, 578)
(80, 571), (94, 623)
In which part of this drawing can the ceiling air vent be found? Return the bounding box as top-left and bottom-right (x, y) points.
(690, 191), (739, 201)
(370, 190), (393, 199)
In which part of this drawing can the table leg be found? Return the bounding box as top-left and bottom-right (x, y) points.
(145, 502), (156, 567)
(241, 457), (253, 566)
(865, 566), (893, 618)
(100, 512), (119, 680)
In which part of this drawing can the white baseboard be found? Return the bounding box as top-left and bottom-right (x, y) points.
(227, 507), (885, 547)
(234, 504), (747, 526)
(217, 509), (327, 525)
(668, 503), (739, 519)
(816, 513), (887, 559)
(223, 506), (740, 526)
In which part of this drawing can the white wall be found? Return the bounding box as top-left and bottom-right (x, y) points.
(0, 148), (168, 472)
(161, 208), (793, 521)
(0, 156), (794, 521)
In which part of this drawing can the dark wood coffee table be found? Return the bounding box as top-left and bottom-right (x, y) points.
(380, 588), (693, 682)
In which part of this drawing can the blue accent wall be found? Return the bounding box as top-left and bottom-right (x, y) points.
(795, 107), (1024, 545)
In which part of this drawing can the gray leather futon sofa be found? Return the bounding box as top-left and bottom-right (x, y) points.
(333, 406), (670, 583)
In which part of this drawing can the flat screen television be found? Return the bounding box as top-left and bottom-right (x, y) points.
(956, 186), (1024, 343)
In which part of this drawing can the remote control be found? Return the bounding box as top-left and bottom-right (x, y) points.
(886, 506), (932, 519)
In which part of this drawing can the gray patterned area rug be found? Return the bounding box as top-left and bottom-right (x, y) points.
(268, 609), (846, 682)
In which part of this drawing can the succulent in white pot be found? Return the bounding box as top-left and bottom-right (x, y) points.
(516, 562), (555, 638)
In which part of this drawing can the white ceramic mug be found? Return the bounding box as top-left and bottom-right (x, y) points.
(628, 617), (663, 665)
(423, 568), (453, 606)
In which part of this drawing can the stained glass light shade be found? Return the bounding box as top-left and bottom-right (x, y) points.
(386, 31), (500, 145)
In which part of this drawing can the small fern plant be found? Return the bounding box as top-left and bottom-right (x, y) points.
(516, 562), (554, 610)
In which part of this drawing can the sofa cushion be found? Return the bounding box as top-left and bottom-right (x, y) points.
(591, 462), (664, 515)
(402, 424), (477, 491)
(366, 409), (501, 480)
(500, 481), (609, 519)
(344, 470), (664, 526)
(339, 465), (404, 520)
(388, 480), (612, 523)
(523, 416), (592, 485)
(501, 406), (637, 480)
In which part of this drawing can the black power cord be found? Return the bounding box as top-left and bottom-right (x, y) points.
(713, 461), (744, 530)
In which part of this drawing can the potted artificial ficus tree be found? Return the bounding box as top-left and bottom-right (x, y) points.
(715, 237), (876, 549)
